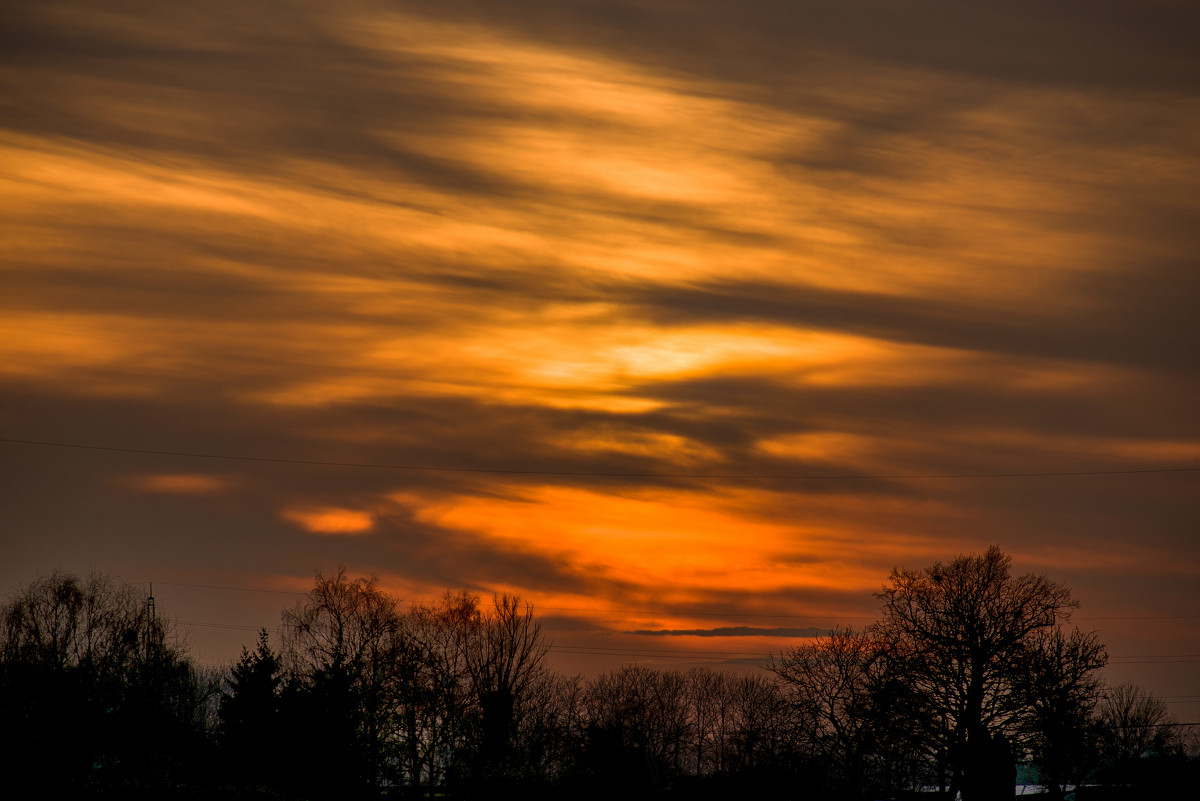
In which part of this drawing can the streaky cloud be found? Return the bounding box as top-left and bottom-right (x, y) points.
(627, 626), (831, 638)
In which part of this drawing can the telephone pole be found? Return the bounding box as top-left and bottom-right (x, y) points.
(146, 582), (156, 661)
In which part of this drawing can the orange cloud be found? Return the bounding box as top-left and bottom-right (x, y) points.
(281, 507), (375, 535)
(409, 485), (879, 600)
(122, 473), (230, 494)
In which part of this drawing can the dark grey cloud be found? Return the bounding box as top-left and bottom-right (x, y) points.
(422, 0), (1200, 94)
(623, 274), (1200, 375)
(610, 584), (879, 623)
(0, 2), (532, 217)
(0, 374), (919, 509)
(638, 372), (1200, 454)
(627, 626), (830, 637)
(0, 399), (629, 603)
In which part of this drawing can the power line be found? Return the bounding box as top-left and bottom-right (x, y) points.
(1082, 656), (1200, 662)
(151, 580), (307, 597)
(179, 620), (280, 633)
(4, 436), (1200, 481)
(1076, 616), (1200, 621)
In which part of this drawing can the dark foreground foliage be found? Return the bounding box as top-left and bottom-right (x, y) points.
(1, 554), (1196, 800)
(0, 572), (221, 796)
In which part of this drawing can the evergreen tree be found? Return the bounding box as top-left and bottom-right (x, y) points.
(219, 628), (283, 788)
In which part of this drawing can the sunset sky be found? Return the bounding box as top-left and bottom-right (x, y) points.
(2, 1), (1198, 718)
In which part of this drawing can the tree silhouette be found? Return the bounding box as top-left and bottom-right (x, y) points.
(7, 559), (1185, 798)
(767, 627), (883, 796)
(0, 571), (212, 792)
(1017, 626), (1107, 799)
(280, 567), (404, 793)
(463, 593), (550, 785)
(399, 590), (477, 787)
(219, 628), (284, 787)
(873, 546), (1096, 801)
(1092, 681), (1200, 792)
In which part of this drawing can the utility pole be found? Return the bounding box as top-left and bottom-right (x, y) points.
(146, 582), (156, 662)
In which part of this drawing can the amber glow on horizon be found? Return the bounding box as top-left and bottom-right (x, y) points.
(412, 485), (904, 595)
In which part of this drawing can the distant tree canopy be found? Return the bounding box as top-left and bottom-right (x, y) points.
(1, 553), (1195, 799)
(263, 568), (554, 795)
(0, 571), (216, 793)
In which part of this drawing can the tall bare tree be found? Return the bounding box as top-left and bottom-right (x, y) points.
(1095, 682), (1177, 782)
(1017, 626), (1107, 800)
(464, 593), (550, 779)
(873, 546), (1087, 801)
(280, 567), (404, 791)
(725, 673), (797, 775)
(398, 590), (478, 786)
(767, 627), (888, 796)
(685, 666), (730, 775)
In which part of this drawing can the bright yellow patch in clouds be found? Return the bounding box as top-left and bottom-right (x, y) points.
(282, 507), (375, 535)
(449, 323), (853, 397)
(123, 473), (230, 494)
(249, 322), (884, 412)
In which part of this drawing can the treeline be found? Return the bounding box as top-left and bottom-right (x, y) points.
(1, 551), (1196, 799)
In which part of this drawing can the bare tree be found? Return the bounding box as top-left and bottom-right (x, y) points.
(1095, 682), (1176, 783)
(399, 590), (478, 786)
(1, 570), (150, 673)
(873, 546), (1085, 801)
(516, 670), (586, 781)
(685, 666), (730, 774)
(464, 593), (550, 779)
(280, 567), (404, 790)
(725, 673), (797, 774)
(1017, 626), (1107, 800)
(767, 627), (887, 795)
(582, 665), (691, 791)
